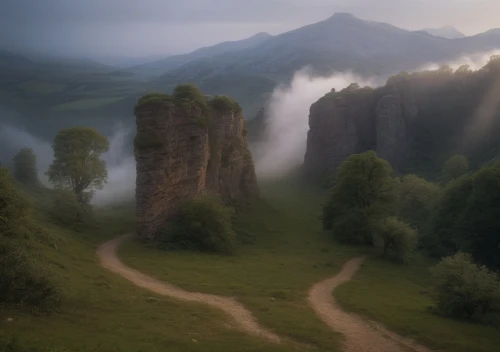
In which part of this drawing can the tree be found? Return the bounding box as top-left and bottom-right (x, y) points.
(429, 163), (500, 268)
(158, 195), (236, 254)
(431, 252), (500, 320)
(398, 174), (440, 233)
(12, 148), (39, 186)
(323, 151), (399, 245)
(442, 155), (469, 182)
(373, 217), (417, 262)
(46, 127), (109, 203)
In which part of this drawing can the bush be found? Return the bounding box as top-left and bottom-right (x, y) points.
(173, 84), (211, 124)
(158, 195), (236, 254)
(0, 238), (61, 313)
(431, 252), (500, 321)
(0, 168), (30, 238)
(209, 95), (242, 114)
(373, 217), (417, 262)
(0, 168), (61, 312)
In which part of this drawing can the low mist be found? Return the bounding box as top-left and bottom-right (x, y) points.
(253, 50), (500, 179)
(252, 68), (379, 179)
(0, 121), (136, 206)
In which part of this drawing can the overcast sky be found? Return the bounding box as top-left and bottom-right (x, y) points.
(1, 0), (499, 59)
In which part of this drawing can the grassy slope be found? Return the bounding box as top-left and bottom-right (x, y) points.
(335, 256), (500, 352)
(120, 180), (362, 351)
(0, 189), (295, 352)
(120, 179), (500, 352)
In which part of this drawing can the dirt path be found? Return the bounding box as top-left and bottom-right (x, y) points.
(97, 234), (281, 343)
(308, 257), (432, 352)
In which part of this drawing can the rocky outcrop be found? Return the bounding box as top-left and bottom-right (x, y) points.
(134, 92), (258, 241)
(304, 81), (420, 178)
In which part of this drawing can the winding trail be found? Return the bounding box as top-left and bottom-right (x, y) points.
(308, 257), (432, 352)
(98, 235), (432, 351)
(97, 234), (281, 343)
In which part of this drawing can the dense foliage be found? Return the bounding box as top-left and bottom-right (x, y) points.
(158, 195), (236, 254)
(209, 95), (242, 114)
(46, 127), (109, 203)
(431, 253), (500, 321)
(428, 162), (500, 269)
(398, 174), (440, 234)
(0, 168), (61, 312)
(323, 151), (398, 245)
(12, 148), (39, 186)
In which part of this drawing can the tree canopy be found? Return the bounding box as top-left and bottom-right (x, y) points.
(442, 155), (469, 182)
(46, 127), (109, 203)
(323, 151), (399, 245)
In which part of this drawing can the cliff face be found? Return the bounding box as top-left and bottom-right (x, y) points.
(304, 83), (417, 178)
(304, 60), (500, 179)
(135, 94), (258, 240)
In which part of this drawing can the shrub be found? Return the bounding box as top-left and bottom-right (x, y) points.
(0, 238), (61, 313)
(431, 252), (500, 321)
(134, 132), (164, 150)
(157, 195), (236, 254)
(134, 93), (173, 113)
(0, 168), (30, 238)
(373, 217), (417, 262)
(209, 95), (242, 114)
(173, 84), (211, 124)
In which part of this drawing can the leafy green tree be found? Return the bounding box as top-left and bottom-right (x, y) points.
(158, 195), (236, 254)
(431, 252), (500, 320)
(398, 174), (440, 232)
(442, 155), (469, 182)
(373, 217), (417, 262)
(323, 151), (399, 245)
(12, 148), (39, 186)
(46, 127), (109, 203)
(429, 163), (500, 268)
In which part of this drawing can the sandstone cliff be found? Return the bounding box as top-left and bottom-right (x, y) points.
(134, 89), (258, 240)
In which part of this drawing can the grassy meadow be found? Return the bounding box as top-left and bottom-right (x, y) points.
(2, 180), (500, 351)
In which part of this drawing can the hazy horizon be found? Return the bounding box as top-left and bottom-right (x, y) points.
(2, 0), (500, 60)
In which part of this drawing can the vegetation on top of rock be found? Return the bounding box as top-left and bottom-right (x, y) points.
(12, 148), (39, 186)
(173, 84), (211, 125)
(209, 95), (243, 114)
(157, 195), (236, 254)
(431, 252), (500, 321)
(136, 93), (173, 108)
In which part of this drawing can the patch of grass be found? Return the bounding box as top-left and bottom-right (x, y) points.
(335, 256), (500, 352)
(120, 180), (362, 350)
(52, 97), (124, 111)
(20, 81), (66, 94)
(0, 188), (296, 352)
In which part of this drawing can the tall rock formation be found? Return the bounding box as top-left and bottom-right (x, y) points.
(134, 90), (258, 240)
(304, 60), (500, 179)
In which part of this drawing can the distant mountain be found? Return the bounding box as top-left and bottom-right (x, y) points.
(421, 26), (465, 39)
(130, 32), (273, 76)
(149, 13), (500, 116)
